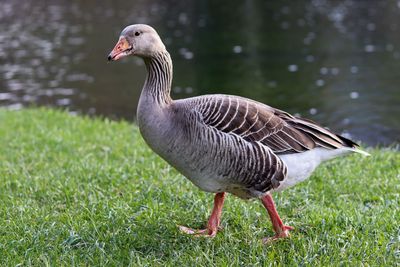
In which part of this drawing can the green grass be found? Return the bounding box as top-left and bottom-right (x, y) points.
(0, 108), (399, 266)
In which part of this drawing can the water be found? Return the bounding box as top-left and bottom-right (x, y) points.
(0, 0), (399, 146)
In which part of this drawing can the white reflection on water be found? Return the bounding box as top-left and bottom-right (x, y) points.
(288, 64), (298, 72)
(350, 66), (358, 74)
(0, 93), (14, 100)
(350, 91), (359, 99)
(364, 44), (375, 53)
(232, 46), (243, 54)
(0, 1), (94, 114)
(316, 79), (325, 87)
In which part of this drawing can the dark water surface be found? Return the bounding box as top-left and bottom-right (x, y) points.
(1, 0), (399, 146)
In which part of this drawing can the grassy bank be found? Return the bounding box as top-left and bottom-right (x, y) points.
(0, 108), (399, 266)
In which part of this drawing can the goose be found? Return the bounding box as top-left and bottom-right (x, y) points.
(107, 24), (369, 242)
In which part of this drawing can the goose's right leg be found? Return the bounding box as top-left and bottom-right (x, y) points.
(261, 193), (294, 243)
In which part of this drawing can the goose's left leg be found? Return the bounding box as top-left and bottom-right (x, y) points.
(261, 193), (294, 242)
(179, 192), (225, 237)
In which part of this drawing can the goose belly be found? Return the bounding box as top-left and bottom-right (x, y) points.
(274, 147), (351, 192)
(149, 138), (242, 194)
(159, 145), (231, 193)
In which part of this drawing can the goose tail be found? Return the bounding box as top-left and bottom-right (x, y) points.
(342, 147), (371, 157)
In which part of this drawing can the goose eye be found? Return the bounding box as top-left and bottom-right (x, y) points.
(135, 31), (140, 36)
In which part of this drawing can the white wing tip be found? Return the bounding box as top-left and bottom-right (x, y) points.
(351, 148), (371, 156)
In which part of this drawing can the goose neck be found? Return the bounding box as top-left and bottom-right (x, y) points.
(143, 51), (173, 105)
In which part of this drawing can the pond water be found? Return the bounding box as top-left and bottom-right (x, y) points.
(0, 0), (399, 146)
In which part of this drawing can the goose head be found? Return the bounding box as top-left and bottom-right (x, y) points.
(108, 24), (166, 61)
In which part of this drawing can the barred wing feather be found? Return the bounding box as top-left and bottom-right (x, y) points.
(193, 95), (357, 154)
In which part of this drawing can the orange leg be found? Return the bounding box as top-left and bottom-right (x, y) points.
(261, 194), (294, 242)
(179, 192), (225, 237)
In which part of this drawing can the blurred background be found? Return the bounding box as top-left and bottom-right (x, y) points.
(0, 0), (399, 146)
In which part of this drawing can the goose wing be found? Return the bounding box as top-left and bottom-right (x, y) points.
(191, 94), (357, 154)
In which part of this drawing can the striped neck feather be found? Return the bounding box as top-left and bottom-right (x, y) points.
(143, 51), (173, 105)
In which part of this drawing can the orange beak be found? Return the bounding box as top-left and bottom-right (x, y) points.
(107, 37), (133, 61)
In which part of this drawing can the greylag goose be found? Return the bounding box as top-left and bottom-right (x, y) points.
(108, 24), (369, 242)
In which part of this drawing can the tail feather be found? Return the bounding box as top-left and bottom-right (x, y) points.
(336, 134), (370, 156)
(342, 147), (371, 156)
(337, 134), (359, 148)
